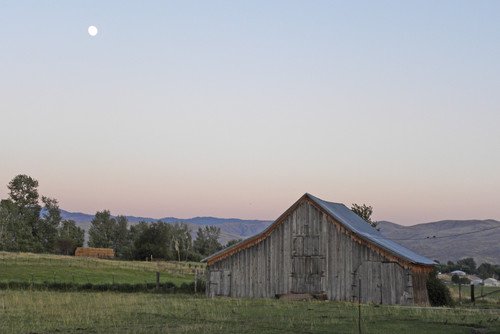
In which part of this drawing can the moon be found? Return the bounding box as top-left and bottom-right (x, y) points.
(88, 26), (98, 37)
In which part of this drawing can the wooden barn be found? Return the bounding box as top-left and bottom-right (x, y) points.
(203, 193), (435, 305)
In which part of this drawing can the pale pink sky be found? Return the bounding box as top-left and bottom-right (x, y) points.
(1, 2), (500, 225)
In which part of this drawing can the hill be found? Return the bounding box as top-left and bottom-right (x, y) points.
(378, 219), (500, 265)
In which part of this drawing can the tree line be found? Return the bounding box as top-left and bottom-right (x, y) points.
(87, 210), (227, 261)
(0, 174), (235, 261)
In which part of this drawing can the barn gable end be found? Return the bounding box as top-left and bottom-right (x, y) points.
(204, 194), (434, 305)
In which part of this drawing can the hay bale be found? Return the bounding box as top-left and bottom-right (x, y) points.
(75, 247), (115, 259)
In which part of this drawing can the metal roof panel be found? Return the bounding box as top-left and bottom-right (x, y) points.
(306, 193), (435, 265)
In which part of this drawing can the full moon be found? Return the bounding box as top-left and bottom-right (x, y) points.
(88, 26), (98, 37)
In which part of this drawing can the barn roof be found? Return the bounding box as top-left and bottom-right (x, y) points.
(203, 193), (435, 266)
(306, 194), (435, 266)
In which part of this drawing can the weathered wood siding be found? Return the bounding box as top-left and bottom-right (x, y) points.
(207, 199), (429, 305)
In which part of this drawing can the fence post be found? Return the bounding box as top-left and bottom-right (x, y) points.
(358, 279), (362, 334)
(470, 284), (475, 304)
(156, 272), (160, 290)
(194, 270), (198, 294)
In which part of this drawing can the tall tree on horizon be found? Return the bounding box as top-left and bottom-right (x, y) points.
(0, 175), (41, 251)
(193, 226), (222, 257)
(38, 196), (62, 253)
(170, 223), (193, 261)
(0, 199), (32, 251)
(351, 203), (378, 229)
(112, 215), (131, 257)
(7, 174), (39, 210)
(88, 210), (116, 249)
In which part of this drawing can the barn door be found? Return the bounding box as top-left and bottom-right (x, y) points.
(220, 270), (231, 296)
(353, 262), (410, 305)
(208, 270), (221, 297)
(208, 269), (231, 297)
(291, 235), (324, 294)
(352, 262), (382, 304)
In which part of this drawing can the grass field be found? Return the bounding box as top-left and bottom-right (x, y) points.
(0, 252), (201, 286)
(0, 252), (499, 333)
(0, 291), (499, 334)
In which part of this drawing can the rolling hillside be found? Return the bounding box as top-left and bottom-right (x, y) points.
(378, 219), (500, 265)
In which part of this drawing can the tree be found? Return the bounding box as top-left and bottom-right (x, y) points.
(351, 203), (378, 229)
(133, 222), (173, 260)
(193, 226), (222, 257)
(1, 174), (65, 254)
(129, 222), (149, 242)
(38, 196), (61, 253)
(56, 220), (84, 255)
(225, 239), (242, 248)
(5, 175), (41, 250)
(88, 210), (116, 248)
(123, 222), (149, 259)
(112, 215), (131, 258)
(8, 174), (39, 210)
(0, 199), (32, 251)
(170, 223), (193, 261)
(457, 257), (477, 274)
(495, 265), (500, 279)
(477, 263), (496, 280)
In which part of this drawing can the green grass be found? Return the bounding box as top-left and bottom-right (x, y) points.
(448, 284), (500, 306)
(0, 252), (499, 333)
(0, 291), (499, 334)
(0, 252), (202, 286)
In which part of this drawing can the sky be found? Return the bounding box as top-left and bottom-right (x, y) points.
(1, 1), (499, 225)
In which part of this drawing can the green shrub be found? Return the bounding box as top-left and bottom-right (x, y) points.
(426, 270), (452, 306)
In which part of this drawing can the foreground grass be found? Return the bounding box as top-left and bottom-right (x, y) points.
(0, 291), (499, 334)
(0, 252), (202, 286)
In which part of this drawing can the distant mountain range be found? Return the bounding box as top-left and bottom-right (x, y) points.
(377, 219), (500, 265)
(61, 210), (499, 265)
